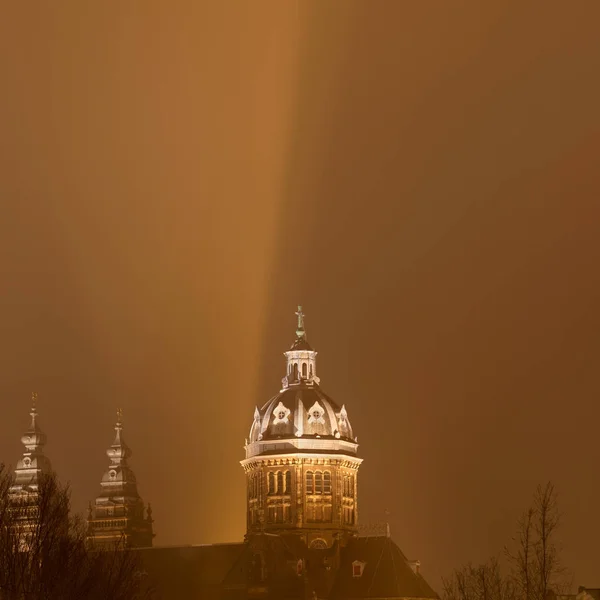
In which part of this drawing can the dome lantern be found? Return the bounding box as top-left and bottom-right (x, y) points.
(282, 306), (320, 390)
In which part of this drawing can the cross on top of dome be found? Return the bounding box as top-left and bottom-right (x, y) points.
(295, 305), (306, 338)
(290, 305), (313, 351)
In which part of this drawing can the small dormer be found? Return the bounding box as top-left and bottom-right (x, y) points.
(352, 560), (366, 577)
(409, 560), (421, 574)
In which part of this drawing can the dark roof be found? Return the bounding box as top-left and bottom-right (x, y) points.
(290, 336), (314, 351)
(261, 385), (341, 415)
(138, 544), (245, 599)
(330, 536), (439, 600)
(136, 536), (439, 600)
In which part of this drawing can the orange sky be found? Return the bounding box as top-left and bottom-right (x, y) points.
(1, 1), (599, 589)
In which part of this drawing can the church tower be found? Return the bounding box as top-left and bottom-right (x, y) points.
(9, 393), (53, 497)
(8, 393), (54, 547)
(87, 409), (154, 549)
(241, 307), (361, 549)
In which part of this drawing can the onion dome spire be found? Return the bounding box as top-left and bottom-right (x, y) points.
(87, 408), (154, 548)
(107, 407), (132, 465)
(11, 392), (52, 493)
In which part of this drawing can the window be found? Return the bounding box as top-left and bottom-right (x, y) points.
(277, 471), (284, 494)
(302, 363), (307, 378)
(306, 471), (314, 494)
(285, 471), (292, 494)
(315, 471), (323, 494)
(309, 364), (313, 378)
(293, 363), (298, 380)
(268, 472), (275, 494)
(323, 471), (331, 494)
(352, 561), (366, 578)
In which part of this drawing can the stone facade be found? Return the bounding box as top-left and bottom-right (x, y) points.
(241, 307), (361, 548)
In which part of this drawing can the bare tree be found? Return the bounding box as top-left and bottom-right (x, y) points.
(443, 558), (515, 600)
(508, 506), (535, 600)
(506, 482), (569, 600)
(0, 464), (151, 600)
(444, 482), (571, 600)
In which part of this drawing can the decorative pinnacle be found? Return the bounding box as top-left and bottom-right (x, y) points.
(116, 407), (123, 429)
(295, 305), (305, 338)
(30, 392), (38, 425)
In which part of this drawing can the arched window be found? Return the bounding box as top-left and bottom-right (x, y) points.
(315, 471), (323, 494)
(323, 471), (331, 494)
(306, 471), (314, 494)
(350, 476), (354, 496)
(293, 363), (298, 380)
(277, 471), (284, 494)
(302, 362), (307, 378)
(309, 364), (313, 378)
(268, 472), (275, 494)
(285, 471), (292, 494)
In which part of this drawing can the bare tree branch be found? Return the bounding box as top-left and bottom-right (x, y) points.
(0, 466), (150, 600)
(445, 482), (571, 600)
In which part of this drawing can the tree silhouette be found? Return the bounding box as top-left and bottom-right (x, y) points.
(0, 464), (150, 600)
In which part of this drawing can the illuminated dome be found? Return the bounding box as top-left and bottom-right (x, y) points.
(245, 306), (357, 459)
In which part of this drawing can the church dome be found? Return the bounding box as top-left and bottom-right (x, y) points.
(245, 307), (357, 459)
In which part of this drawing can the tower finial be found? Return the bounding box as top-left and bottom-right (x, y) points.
(30, 392), (38, 425)
(295, 305), (305, 338)
(116, 407), (123, 429)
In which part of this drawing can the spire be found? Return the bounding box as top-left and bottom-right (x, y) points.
(87, 408), (154, 548)
(11, 392), (52, 494)
(289, 305), (313, 351)
(30, 391), (38, 428)
(295, 305), (306, 339)
(107, 407), (132, 465)
(282, 306), (319, 388)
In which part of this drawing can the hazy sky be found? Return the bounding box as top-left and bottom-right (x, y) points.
(1, 1), (599, 589)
